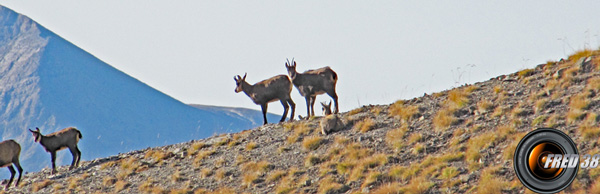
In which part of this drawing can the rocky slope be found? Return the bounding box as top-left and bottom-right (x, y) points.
(4, 51), (600, 193)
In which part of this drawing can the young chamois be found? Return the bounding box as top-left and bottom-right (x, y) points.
(234, 73), (295, 125)
(321, 100), (332, 116)
(29, 127), (82, 174)
(0, 140), (23, 190)
(285, 59), (339, 118)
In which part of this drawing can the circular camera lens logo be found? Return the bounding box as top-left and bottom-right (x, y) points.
(514, 128), (578, 194)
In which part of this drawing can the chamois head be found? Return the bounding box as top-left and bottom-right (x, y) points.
(285, 58), (297, 79)
(233, 73), (247, 93)
(29, 128), (42, 143)
(321, 100), (332, 115)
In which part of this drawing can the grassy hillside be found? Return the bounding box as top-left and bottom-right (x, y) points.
(4, 49), (600, 193)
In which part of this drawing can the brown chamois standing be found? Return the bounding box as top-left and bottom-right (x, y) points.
(29, 127), (82, 174)
(234, 73), (295, 125)
(321, 100), (332, 116)
(285, 59), (339, 118)
(0, 140), (23, 190)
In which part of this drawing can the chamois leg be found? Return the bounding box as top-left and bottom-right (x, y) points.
(260, 103), (268, 125)
(13, 159), (23, 188)
(75, 146), (81, 168)
(279, 99), (289, 122)
(287, 98), (295, 121)
(51, 151), (57, 174)
(68, 146), (79, 170)
(5, 166), (15, 190)
(310, 96), (317, 117)
(304, 96), (311, 118)
(327, 91), (339, 114)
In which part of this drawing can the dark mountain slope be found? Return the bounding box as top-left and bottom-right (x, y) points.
(0, 5), (275, 175)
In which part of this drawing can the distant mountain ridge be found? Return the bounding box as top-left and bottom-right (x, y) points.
(189, 104), (281, 127)
(0, 5), (277, 175)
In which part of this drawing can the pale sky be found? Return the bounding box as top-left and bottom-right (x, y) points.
(1, 1), (599, 116)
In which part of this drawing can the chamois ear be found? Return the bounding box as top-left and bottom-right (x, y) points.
(321, 101), (327, 106)
(234, 75), (238, 81)
(328, 100), (332, 106)
(29, 128), (34, 133)
(36, 127), (40, 132)
(242, 73), (247, 80)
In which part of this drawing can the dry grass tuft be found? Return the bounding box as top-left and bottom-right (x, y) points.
(517, 68), (535, 79)
(171, 169), (184, 182)
(385, 126), (408, 151)
(581, 125), (600, 140)
(532, 115), (548, 127)
(246, 141), (257, 151)
(503, 139), (520, 160)
(242, 160), (273, 176)
(118, 157), (140, 179)
(477, 166), (509, 194)
(286, 122), (314, 143)
(302, 136), (323, 151)
(32, 180), (53, 192)
(568, 49), (598, 61)
(242, 173), (260, 188)
(103, 177), (117, 186)
(215, 169), (227, 181)
(100, 160), (118, 170)
(266, 170), (287, 183)
(440, 166), (459, 180)
(433, 108), (457, 131)
(534, 98), (548, 113)
(389, 100), (420, 122)
(215, 136), (230, 147)
(545, 114), (561, 128)
(371, 183), (404, 194)
(403, 176), (434, 194)
(115, 180), (129, 192)
(413, 143), (425, 155)
(188, 142), (207, 155)
(354, 118), (376, 133)
(587, 77), (600, 91)
(318, 176), (346, 194)
(447, 89), (469, 108)
(138, 178), (155, 193)
(68, 176), (84, 190)
(477, 100), (494, 113)
(570, 91), (592, 110)
(305, 154), (321, 167)
(511, 105), (530, 118)
(347, 107), (364, 116)
(493, 85), (503, 94)
(362, 171), (384, 188)
(145, 149), (171, 164)
(466, 133), (499, 170)
(170, 188), (191, 194)
(193, 149), (216, 167)
(408, 133), (423, 143)
(589, 177), (600, 194)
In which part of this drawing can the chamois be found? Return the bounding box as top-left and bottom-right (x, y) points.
(29, 127), (82, 174)
(320, 114), (344, 135)
(285, 59), (339, 118)
(234, 73), (295, 125)
(321, 100), (332, 116)
(0, 140), (23, 190)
